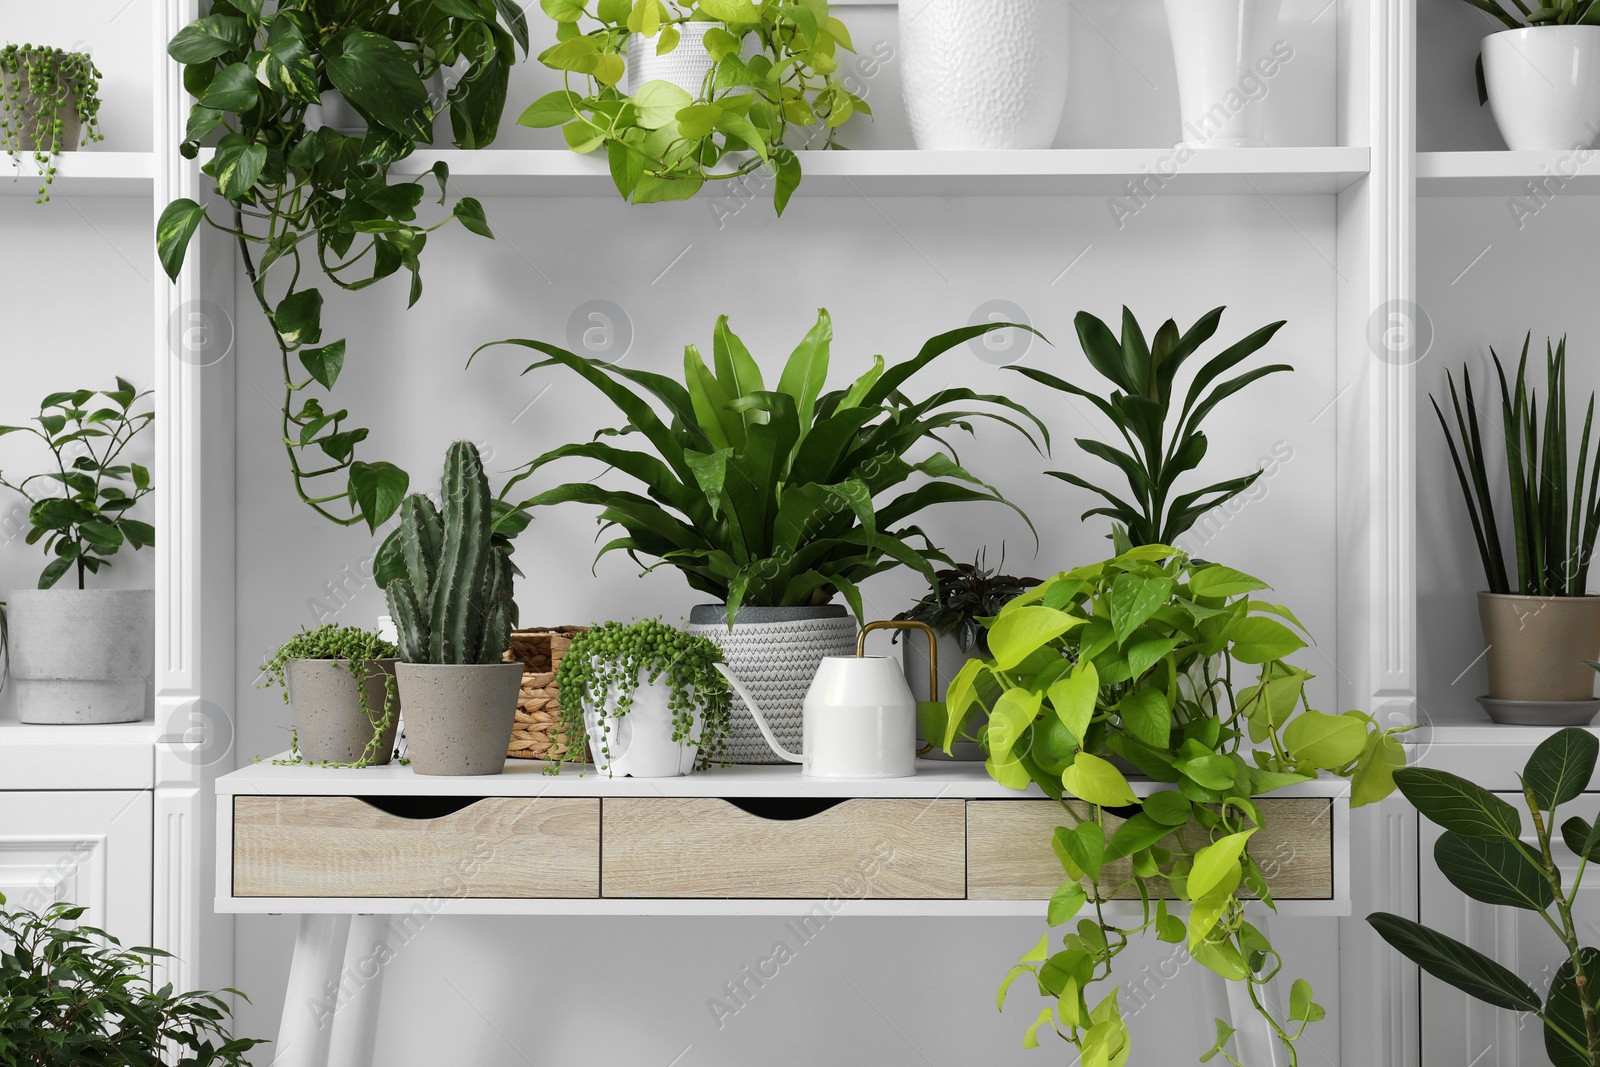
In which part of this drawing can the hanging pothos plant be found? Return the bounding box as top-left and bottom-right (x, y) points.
(927, 545), (1410, 1065)
(156, 0), (528, 532)
(0, 44), (103, 202)
(519, 0), (867, 212)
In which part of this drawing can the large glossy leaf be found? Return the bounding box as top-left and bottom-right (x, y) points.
(321, 29), (433, 142)
(1116, 686), (1170, 749)
(156, 198), (207, 281)
(987, 606), (1082, 671)
(168, 14), (250, 63)
(1544, 947), (1600, 1067)
(1368, 912), (1541, 1012)
(257, 18), (319, 104)
(1062, 752), (1139, 807)
(1394, 767), (1522, 840)
(1524, 728), (1599, 811)
(776, 309), (831, 432)
(1434, 831), (1554, 911)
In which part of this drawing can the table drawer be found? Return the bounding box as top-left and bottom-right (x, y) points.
(966, 798), (1333, 901)
(232, 796), (599, 898)
(601, 798), (966, 899)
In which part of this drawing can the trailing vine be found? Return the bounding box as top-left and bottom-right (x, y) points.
(0, 44), (102, 202)
(258, 623), (400, 768)
(552, 618), (732, 774)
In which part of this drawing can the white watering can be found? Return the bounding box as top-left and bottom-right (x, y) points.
(714, 620), (938, 779)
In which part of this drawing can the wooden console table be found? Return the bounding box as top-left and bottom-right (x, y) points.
(215, 759), (1350, 1066)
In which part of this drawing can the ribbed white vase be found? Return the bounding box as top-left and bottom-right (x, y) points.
(1163, 0), (1283, 148)
(629, 22), (722, 98)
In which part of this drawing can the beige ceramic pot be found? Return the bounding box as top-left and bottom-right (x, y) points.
(1478, 592), (1600, 701)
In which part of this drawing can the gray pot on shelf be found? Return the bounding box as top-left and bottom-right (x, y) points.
(286, 658), (401, 765)
(904, 629), (986, 761)
(685, 605), (859, 764)
(395, 661), (522, 775)
(0, 72), (82, 153)
(1477, 592), (1600, 725)
(7, 589), (152, 724)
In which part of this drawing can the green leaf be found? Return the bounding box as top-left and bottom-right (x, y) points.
(1433, 831), (1554, 911)
(987, 687), (1043, 767)
(986, 605), (1082, 671)
(1200, 1018), (1237, 1063)
(257, 20), (320, 104)
(997, 964), (1033, 1011)
(131, 463), (151, 492)
(518, 89), (581, 128)
(1060, 822), (1106, 881)
(1047, 881), (1088, 926)
(205, 135), (267, 200)
(348, 462), (409, 533)
(299, 341), (345, 390)
(200, 61), (259, 112)
(1116, 686), (1170, 749)
(1366, 912), (1542, 1012)
(1524, 727), (1598, 811)
(1107, 812), (1171, 860)
(79, 521), (124, 550)
(776, 309), (831, 433)
(1063, 752), (1139, 807)
(632, 79), (693, 128)
(1188, 564), (1269, 598)
(1188, 829), (1255, 900)
(1393, 767), (1523, 840)
(1047, 659), (1097, 745)
(1143, 790), (1191, 826)
(274, 289), (323, 348)
(1188, 861), (1242, 946)
(454, 197), (493, 238)
(1228, 616), (1307, 663)
(168, 14), (250, 64)
(1351, 731), (1406, 807)
(1283, 710), (1368, 769)
(322, 29), (433, 142)
(1544, 948), (1600, 1067)
(1109, 572), (1170, 643)
(1288, 978), (1326, 1024)
(156, 199), (206, 281)
(773, 147), (801, 216)
(1022, 1007), (1054, 1050)
(697, 0), (760, 22)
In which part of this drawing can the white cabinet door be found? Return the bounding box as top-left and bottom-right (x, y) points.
(0, 790), (152, 946)
(1420, 793), (1600, 1067)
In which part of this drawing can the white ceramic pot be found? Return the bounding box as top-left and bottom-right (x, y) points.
(1163, 0), (1284, 148)
(1483, 26), (1600, 151)
(899, 0), (1070, 150)
(7, 589), (153, 724)
(582, 669), (707, 778)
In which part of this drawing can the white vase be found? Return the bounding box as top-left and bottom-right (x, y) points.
(899, 0), (1070, 150)
(1483, 26), (1600, 151)
(582, 669), (707, 778)
(629, 22), (724, 98)
(1163, 0), (1284, 148)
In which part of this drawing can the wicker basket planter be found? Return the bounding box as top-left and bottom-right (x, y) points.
(502, 627), (589, 761)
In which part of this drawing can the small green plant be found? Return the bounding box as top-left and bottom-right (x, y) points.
(259, 623), (400, 767)
(1011, 306), (1290, 547)
(382, 441), (520, 665)
(894, 549), (1039, 656)
(0, 379), (155, 590)
(0, 894), (265, 1065)
(0, 44), (102, 202)
(552, 617), (733, 772)
(1433, 334), (1600, 597)
(1371, 728), (1600, 1065)
(519, 0), (867, 212)
(1463, 0), (1600, 28)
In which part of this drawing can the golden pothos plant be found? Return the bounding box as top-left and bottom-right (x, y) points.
(929, 544), (1409, 1065)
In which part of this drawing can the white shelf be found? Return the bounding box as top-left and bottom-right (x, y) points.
(0, 151), (155, 197)
(0, 717), (157, 789)
(388, 146), (1372, 198)
(1418, 150), (1600, 196)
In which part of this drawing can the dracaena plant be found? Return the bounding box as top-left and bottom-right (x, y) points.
(0, 44), (103, 202)
(1465, 0), (1600, 27)
(1433, 335), (1600, 597)
(1012, 307), (1290, 547)
(1371, 729), (1600, 1066)
(933, 546), (1407, 1066)
(156, 0), (529, 532)
(519, 0), (867, 212)
(475, 309), (1047, 625)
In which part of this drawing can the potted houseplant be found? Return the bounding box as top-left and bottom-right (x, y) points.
(1433, 335), (1600, 721)
(0, 894), (265, 1064)
(475, 308), (1046, 763)
(518, 0), (868, 212)
(941, 546), (1407, 1065)
(1370, 729), (1600, 1065)
(1162, 0), (1284, 148)
(158, 0), (528, 533)
(1011, 305), (1291, 548)
(1459, 0), (1600, 150)
(382, 441), (524, 776)
(1, 44), (102, 202)
(0, 381), (155, 725)
(894, 550), (1039, 760)
(551, 618), (733, 777)
(259, 623), (401, 766)
(899, 0), (1069, 150)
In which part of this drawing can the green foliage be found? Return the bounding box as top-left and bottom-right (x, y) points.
(479, 309), (1046, 626)
(0, 44), (102, 202)
(258, 623), (400, 768)
(1458, 0), (1600, 28)
(160, 0), (528, 532)
(0, 379), (155, 590)
(382, 442), (520, 665)
(520, 0), (867, 212)
(957, 546), (1407, 1066)
(1432, 335), (1600, 596)
(893, 549), (1040, 655)
(550, 617), (733, 773)
(0, 894), (264, 1065)
(1011, 306), (1290, 547)
(1372, 728), (1600, 1064)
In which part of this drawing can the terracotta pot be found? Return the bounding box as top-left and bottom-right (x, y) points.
(286, 658), (400, 765)
(1478, 592), (1600, 701)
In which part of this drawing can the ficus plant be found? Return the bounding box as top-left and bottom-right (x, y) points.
(928, 546), (1408, 1065)
(519, 0), (867, 211)
(474, 309), (1048, 626)
(157, 0), (529, 532)
(1012, 306), (1290, 548)
(0, 44), (103, 202)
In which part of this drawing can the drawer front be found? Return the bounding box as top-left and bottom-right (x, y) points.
(601, 798), (966, 899)
(233, 796), (599, 898)
(966, 798), (1333, 901)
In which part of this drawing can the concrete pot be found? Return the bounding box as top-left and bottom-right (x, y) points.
(286, 658), (401, 765)
(395, 662), (522, 776)
(0, 72), (83, 153)
(7, 589), (152, 724)
(1483, 26), (1600, 151)
(1478, 592), (1600, 702)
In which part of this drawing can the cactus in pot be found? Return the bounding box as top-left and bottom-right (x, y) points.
(385, 441), (525, 775)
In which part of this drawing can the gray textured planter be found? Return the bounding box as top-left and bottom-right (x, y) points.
(0, 73), (82, 153)
(7, 589), (153, 724)
(286, 658), (401, 765)
(396, 662), (522, 776)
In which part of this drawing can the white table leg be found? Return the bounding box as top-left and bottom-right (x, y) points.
(326, 914), (390, 1067)
(1218, 910), (1287, 1067)
(273, 914), (351, 1067)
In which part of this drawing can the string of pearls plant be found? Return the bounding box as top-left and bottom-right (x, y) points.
(0, 44), (102, 203)
(258, 623), (400, 768)
(552, 618), (732, 772)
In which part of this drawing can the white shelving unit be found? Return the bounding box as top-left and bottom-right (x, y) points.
(1418, 150), (1600, 195)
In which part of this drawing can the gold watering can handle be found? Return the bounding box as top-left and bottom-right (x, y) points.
(857, 619), (940, 701)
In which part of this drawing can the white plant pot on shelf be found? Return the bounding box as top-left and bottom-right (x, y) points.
(1483, 26), (1600, 151)
(899, 0), (1070, 150)
(629, 23), (724, 97)
(1163, 0), (1284, 148)
(582, 670), (708, 778)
